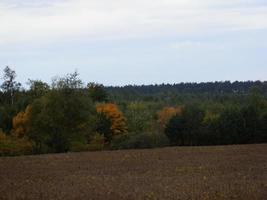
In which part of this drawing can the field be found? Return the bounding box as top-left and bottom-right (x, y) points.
(0, 144), (267, 200)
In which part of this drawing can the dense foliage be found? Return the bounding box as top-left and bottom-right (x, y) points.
(0, 66), (267, 155)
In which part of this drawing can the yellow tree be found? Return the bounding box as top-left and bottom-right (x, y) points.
(96, 103), (127, 137)
(12, 105), (32, 138)
(157, 106), (183, 130)
(0, 109), (33, 156)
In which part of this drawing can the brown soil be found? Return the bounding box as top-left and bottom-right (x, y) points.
(0, 144), (267, 200)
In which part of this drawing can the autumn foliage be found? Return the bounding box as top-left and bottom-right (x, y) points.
(12, 106), (32, 138)
(157, 106), (183, 129)
(1, 68), (267, 156)
(0, 130), (33, 156)
(0, 106), (34, 156)
(96, 103), (127, 137)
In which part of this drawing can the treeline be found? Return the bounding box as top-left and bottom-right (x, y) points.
(106, 81), (267, 103)
(107, 81), (267, 96)
(0, 66), (267, 156)
(0, 67), (128, 155)
(165, 102), (267, 146)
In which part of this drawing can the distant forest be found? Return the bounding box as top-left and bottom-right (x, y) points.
(107, 81), (267, 101)
(0, 66), (267, 156)
(108, 81), (267, 94)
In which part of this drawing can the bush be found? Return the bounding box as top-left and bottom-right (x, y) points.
(69, 141), (89, 152)
(69, 134), (106, 152)
(0, 132), (33, 156)
(87, 133), (105, 151)
(111, 132), (169, 150)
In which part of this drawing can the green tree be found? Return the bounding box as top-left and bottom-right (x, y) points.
(216, 106), (244, 144)
(1, 66), (21, 105)
(87, 82), (108, 102)
(0, 104), (20, 134)
(165, 114), (186, 146)
(94, 112), (113, 143)
(164, 105), (204, 146)
(27, 79), (50, 99)
(126, 102), (152, 133)
(259, 112), (267, 142)
(28, 72), (95, 153)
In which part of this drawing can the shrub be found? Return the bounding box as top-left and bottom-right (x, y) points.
(111, 132), (169, 150)
(87, 133), (105, 151)
(0, 132), (33, 156)
(69, 141), (89, 152)
(69, 133), (106, 152)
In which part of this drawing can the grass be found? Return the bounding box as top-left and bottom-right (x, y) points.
(0, 144), (267, 200)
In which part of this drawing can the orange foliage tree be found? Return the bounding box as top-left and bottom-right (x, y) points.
(157, 106), (183, 129)
(0, 107), (34, 156)
(12, 106), (32, 138)
(96, 103), (127, 138)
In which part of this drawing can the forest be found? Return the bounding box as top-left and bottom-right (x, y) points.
(0, 66), (267, 156)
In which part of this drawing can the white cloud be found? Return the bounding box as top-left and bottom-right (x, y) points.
(0, 0), (267, 45)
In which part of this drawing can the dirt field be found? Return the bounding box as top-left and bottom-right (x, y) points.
(0, 144), (267, 200)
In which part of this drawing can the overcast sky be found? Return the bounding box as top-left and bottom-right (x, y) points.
(0, 0), (266, 86)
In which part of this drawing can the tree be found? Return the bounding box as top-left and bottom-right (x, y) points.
(157, 106), (183, 130)
(27, 79), (50, 98)
(0, 106), (16, 133)
(87, 82), (108, 102)
(27, 72), (95, 153)
(201, 111), (220, 145)
(240, 105), (261, 143)
(259, 112), (267, 142)
(126, 102), (152, 133)
(165, 114), (186, 146)
(12, 105), (32, 138)
(164, 105), (204, 146)
(96, 103), (127, 142)
(1, 66), (21, 105)
(95, 112), (113, 142)
(216, 106), (245, 144)
(52, 70), (83, 90)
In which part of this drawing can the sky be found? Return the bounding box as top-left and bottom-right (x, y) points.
(0, 0), (267, 86)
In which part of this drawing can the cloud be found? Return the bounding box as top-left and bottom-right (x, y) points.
(0, 0), (267, 45)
